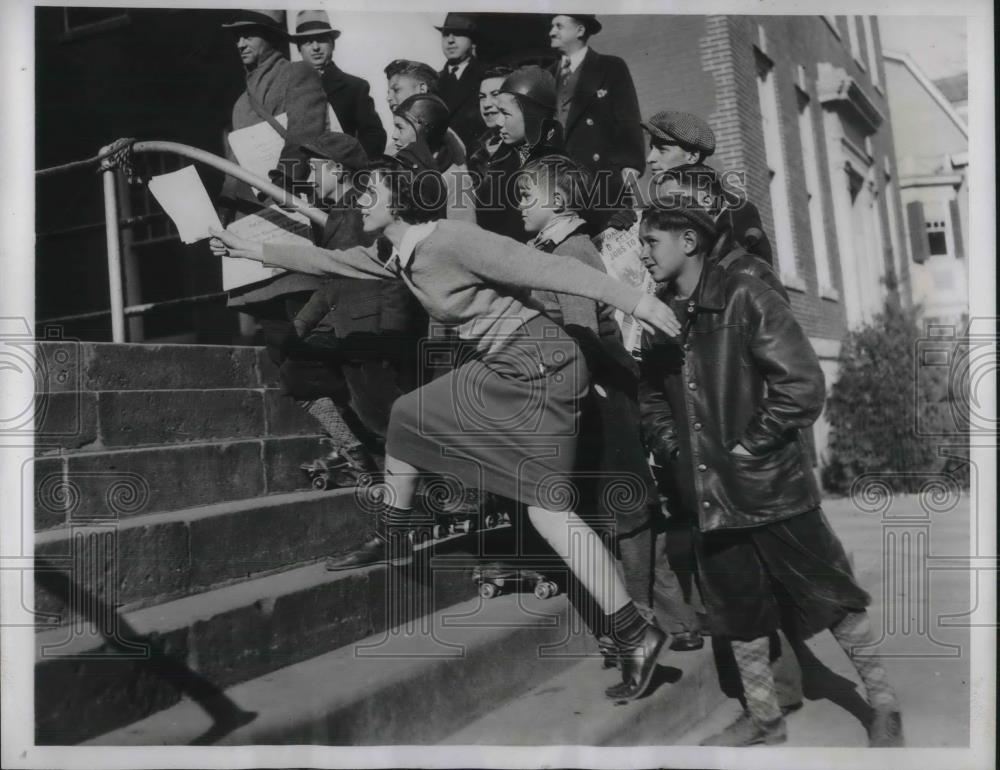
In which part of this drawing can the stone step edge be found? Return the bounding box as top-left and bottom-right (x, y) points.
(34, 487), (356, 546)
(82, 593), (592, 746)
(35, 430), (326, 458)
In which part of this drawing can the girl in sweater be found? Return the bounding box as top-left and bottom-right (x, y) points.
(209, 157), (681, 700)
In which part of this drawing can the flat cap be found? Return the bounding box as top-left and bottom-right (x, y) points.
(641, 110), (716, 156)
(300, 132), (369, 173)
(641, 193), (717, 237)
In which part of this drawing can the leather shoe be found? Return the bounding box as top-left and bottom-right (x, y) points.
(603, 624), (667, 701)
(669, 630), (705, 651)
(868, 707), (904, 747)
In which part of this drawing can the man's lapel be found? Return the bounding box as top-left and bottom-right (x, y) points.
(565, 48), (604, 134)
(321, 62), (349, 95)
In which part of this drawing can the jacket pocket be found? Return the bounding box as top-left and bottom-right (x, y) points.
(724, 439), (810, 515)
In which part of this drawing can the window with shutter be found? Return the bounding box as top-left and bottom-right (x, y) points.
(949, 199), (964, 259)
(906, 200), (929, 264)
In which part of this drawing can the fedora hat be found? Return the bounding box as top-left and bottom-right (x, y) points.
(221, 9), (287, 33)
(554, 13), (602, 36)
(289, 10), (341, 41)
(435, 12), (478, 39)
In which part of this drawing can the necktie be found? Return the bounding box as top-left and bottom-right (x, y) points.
(559, 57), (571, 81)
(449, 63), (460, 78)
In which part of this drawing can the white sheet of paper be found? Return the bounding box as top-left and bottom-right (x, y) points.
(222, 204), (315, 291)
(147, 165), (222, 244)
(226, 112), (288, 182)
(593, 219), (656, 352)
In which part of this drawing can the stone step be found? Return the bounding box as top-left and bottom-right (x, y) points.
(33, 434), (330, 531)
(35, 387), (317, 455)
(80, 592), (594, 747)
(33, 489), (366, 623)
(36, 544), (492, 745)
(440, 639), (725, 745)
(35, 341), (278, 394)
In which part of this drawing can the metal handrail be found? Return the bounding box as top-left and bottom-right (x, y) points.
(38, 139), (329, 342)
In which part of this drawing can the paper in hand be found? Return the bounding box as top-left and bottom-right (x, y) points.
(221, 204), (315, 292)
(147, 166), (223, 244)
(593, 219), (656, 353)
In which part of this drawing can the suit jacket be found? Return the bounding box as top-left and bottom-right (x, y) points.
(437, 57), (486, 155)
(318, 62), (388, 159)
(550, 48), (645, 181)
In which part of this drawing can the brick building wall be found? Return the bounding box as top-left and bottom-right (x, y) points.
(595, 14), (910, 464)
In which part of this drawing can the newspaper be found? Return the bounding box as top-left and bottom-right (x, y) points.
(147, 165), (222, 244)
(593, 219), (656, 352)
(222, 204), (314, 291)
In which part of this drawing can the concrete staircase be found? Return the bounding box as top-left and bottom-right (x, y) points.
(32, 341), (727, 746)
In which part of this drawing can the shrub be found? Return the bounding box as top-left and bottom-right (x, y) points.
(822, 302), (969, 494)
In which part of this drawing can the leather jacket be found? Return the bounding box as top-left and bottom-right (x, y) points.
(638, 261), (825, 532)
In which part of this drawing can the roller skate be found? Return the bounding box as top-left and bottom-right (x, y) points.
(301, 440), (379, 491)
(471, 564), (561, 600)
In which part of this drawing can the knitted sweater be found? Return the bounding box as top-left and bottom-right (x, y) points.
(262, 219), (644, 356)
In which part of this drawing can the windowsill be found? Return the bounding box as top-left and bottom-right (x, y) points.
(781, 272), (808, 293)
(819, 284), (840, 301)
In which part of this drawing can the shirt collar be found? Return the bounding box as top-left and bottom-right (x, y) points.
(391, 221), (438, 269)
(530, 213), (586, 248)
(563, 46), (589, 73)
(448, 59), (470, 79)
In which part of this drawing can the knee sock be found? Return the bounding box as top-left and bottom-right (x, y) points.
(607, 601), (648, 648)
(303, 397), (356, 449)
(732, 637), (783, 725)
(830, 611), (900, 710)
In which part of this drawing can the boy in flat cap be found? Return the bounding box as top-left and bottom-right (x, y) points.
(643, 110), (774, 266)
(637, 195), (903, 747)
(290, 11), (387, 159)
(435, 13), (487, 154)
(548, 14), (644, 231)
(280, 133), (427, 490)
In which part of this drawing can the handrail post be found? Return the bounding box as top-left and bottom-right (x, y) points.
(99, 145), (126, 343)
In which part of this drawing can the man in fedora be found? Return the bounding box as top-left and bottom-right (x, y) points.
(548, 14), (644, 230)
(435, 13), (486, 153)
(220, 9), (328, 215)
(219, 10), (328, 348)
(290, 10), (387, 158)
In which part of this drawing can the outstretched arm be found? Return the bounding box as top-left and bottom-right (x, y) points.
(463, 232), (680, 336)
(209, 228), (393, 281)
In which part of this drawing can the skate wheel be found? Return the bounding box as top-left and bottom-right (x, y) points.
(484, 514), (498, 529)
(479, 582), (498, 599)
(545, 581), (559, 597)
(311, 475), (329, 490)
(433, 524), (445, 539)
(534, 581), (553, 600)
(461, 518), (475, 535)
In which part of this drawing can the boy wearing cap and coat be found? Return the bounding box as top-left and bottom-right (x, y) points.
(435, 13), (487, 154)
(280, 133), (428, 481)
(548, 14), (645, 230)
(290, 11), (387, 159)
(637, 196), (903, 747)
(643, 110), (774, 266)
